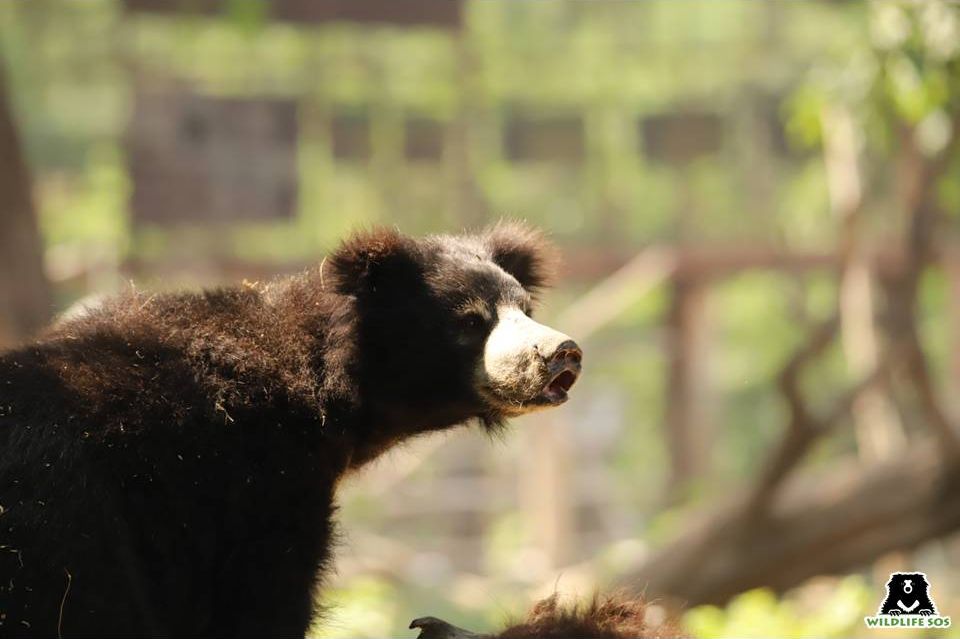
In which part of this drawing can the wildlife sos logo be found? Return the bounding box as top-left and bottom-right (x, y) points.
(864, 572), (951, 629)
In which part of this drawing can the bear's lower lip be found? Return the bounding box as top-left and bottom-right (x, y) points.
(536, 368), (579, 405)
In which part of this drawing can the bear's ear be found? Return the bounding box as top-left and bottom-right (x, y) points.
(327, 227), (421, 296)
(484, 221), (558, 296)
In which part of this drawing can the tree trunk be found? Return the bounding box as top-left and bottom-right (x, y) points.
(0, 60), (50, 346)
(620, 444), (960, 607)
(663, 275), (712, 502)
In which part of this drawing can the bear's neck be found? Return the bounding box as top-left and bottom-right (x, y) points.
(344, 401), (481, 470)
(273, 271), (479, 472)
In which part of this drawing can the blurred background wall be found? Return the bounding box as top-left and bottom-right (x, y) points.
(2, 1), (960, 637)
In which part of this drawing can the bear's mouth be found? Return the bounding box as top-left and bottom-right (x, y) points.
(536, 367), (580, 405)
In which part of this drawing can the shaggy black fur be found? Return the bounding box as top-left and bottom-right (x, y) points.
(878, 572), (938, 616)
(412, 593), (681, 639)
(0, 223), (556, 638)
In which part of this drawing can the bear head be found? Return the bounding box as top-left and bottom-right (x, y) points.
(327, 221), (582, 431)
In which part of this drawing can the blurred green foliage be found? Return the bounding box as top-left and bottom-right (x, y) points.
(0, 0), (868, 252)
(686, 579), (872, 639)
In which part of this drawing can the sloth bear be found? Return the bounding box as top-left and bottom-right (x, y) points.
(878, 572), (938, 616)
(411, 593), (677, 639)
(0, 223), (583, 638)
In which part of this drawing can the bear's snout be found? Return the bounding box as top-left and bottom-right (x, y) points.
(476, 307), (582, 415)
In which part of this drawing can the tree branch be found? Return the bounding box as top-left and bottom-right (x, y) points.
(622, 443), (960, 607)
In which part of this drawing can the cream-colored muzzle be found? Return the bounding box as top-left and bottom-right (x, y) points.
(476, 306), (581, 416)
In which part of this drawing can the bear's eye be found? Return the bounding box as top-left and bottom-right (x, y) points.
(457, 310), (492, 338)
(462, 312), (487, 331)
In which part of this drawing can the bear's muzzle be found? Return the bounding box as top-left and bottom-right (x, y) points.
(476, 306), (582, 415)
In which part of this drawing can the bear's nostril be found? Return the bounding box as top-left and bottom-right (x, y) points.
(550, 339), (582, 366)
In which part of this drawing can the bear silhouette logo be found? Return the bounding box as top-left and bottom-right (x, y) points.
(878, 572), (937, 617)
(865, 572), (950, 628)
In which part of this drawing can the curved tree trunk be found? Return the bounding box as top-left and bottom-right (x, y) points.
(621, 445), (960, 607)
(622, 111), (960, 609)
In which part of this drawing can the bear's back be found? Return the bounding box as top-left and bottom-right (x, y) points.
(0, 285), (342, 637)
